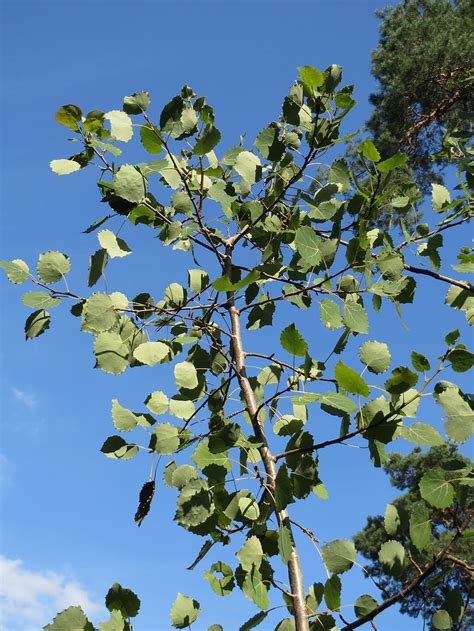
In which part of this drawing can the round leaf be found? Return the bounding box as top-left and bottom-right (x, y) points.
(419, 469), (455, 508)
(22, 291), (60, 309)
(170, 593), (200, 629)
(98, 230), (132, 258)
(174, 361), (199, 390)
(37, 251), (70, 283)
(113, 164), (146, 203)
(321, 539), (356, 574)
(0, 259), (29, 284)
(280, 323), (308, 356)
(50, 159), (81, 175)
(145, 391), (169, 415)
(359, 341), (391, 374)
(133, 341), (169, 366)
(378, 540), (405, 577)
(150, 423), (179, 455)
(94, 332), (129, 375)
(104, 110), (133, 142)
(354, 595), (378, 619)
(82, 293), (117, 333)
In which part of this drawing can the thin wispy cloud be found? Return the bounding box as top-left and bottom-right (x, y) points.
(12, 388), (37, 411)
(0, 557), (104, 631)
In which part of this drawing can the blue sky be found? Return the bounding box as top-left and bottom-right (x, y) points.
(1, 1), (472, 630)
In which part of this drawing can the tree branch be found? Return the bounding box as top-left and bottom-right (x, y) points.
(340, 512), (472, 630)
(403, 264), (473, 291)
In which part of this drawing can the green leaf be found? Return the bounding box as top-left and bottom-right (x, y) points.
(140, 124), (162, 154)
(399, 423), (444, 446)
(150, 423), (179, 454)
(257, 364), (281, 385)
(99, 609), (126, 631)
(319, 299), (343, 330)
(384, 504), (400, 536)
(443, 588), (464, 625)
(324, 574), (341, 611)
(44, 606), (93, 631)
(113, 164), (146, 203)
(343, 300), (368, 334)
(192, 440), (230, 473)
(280, 323), (308, 356)
(238, 497), (260, 521)
(25, 309), (50, 340)
(335, 361), (369, 397)
(354, 595), (378, 619)
(298, 65), (324, 91)
(409, 502), (431, 551)
(172, 465), (198, 490)
(111, 399), (137, 432)
(186, 540), (214, 572)
(242, 567), (269, 610)
(55, 104), (82, 130)
(212, 270), (260, 292)
(432, 610), (452, 629)
(94, 332), (129, 375)
(204, 561), (234, 596)
(145, 391), (169, 415)
(358, 341), (391, 374)
(234, 151), (261, 183)
(22, 291), (60, 309)
(316, 391), (358, 416)
(313, 482), (329, 499)
(275, 464), (294, 512)
(385, 367), (418, 395)
(83, 109), (105, 136)
(434, 381), (474, 443)
(194, 125), (221, 156)
(50, 159), (81, 175)
(169, 396), (195, 420)
(174, 361), (199, 389)
(445, 329), (460, 346)
(358, 139), (380, 162)
(378, 540), (405, 577)
(236, 536), (263, 571)
(295, 226), (323, 266)
(376, 152), (408, 172)
(254, 124), (285, 162)
(104, 110), (133, 142)
(175, 478), (214, 529)
(101, 435), (138, 460)
(238, 610), (270, 631)
(105, 582), (140, 617)
(165, 282), (187, 306)
(133, 341), (169, 366)
(37, 251), (70, 283)
(432, 184), (451, 212)
(0, 259), (29, 284)
(109, 292), (128, 311)
(82, 293), (117, 333)
(419, 469), (455, 508)
(170, 593), (200, 629)
(411, 351), (430, 372)
(98, 230), (132, 258)
(88, 249), (108, 287)
(123, 91), (150, 114)
(278, 525), (294, 565)
(321, 539), (356, 574)
(448, 348), (474, 373)
(273, 415), (304, 436)
(188, 269), (209, 293)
